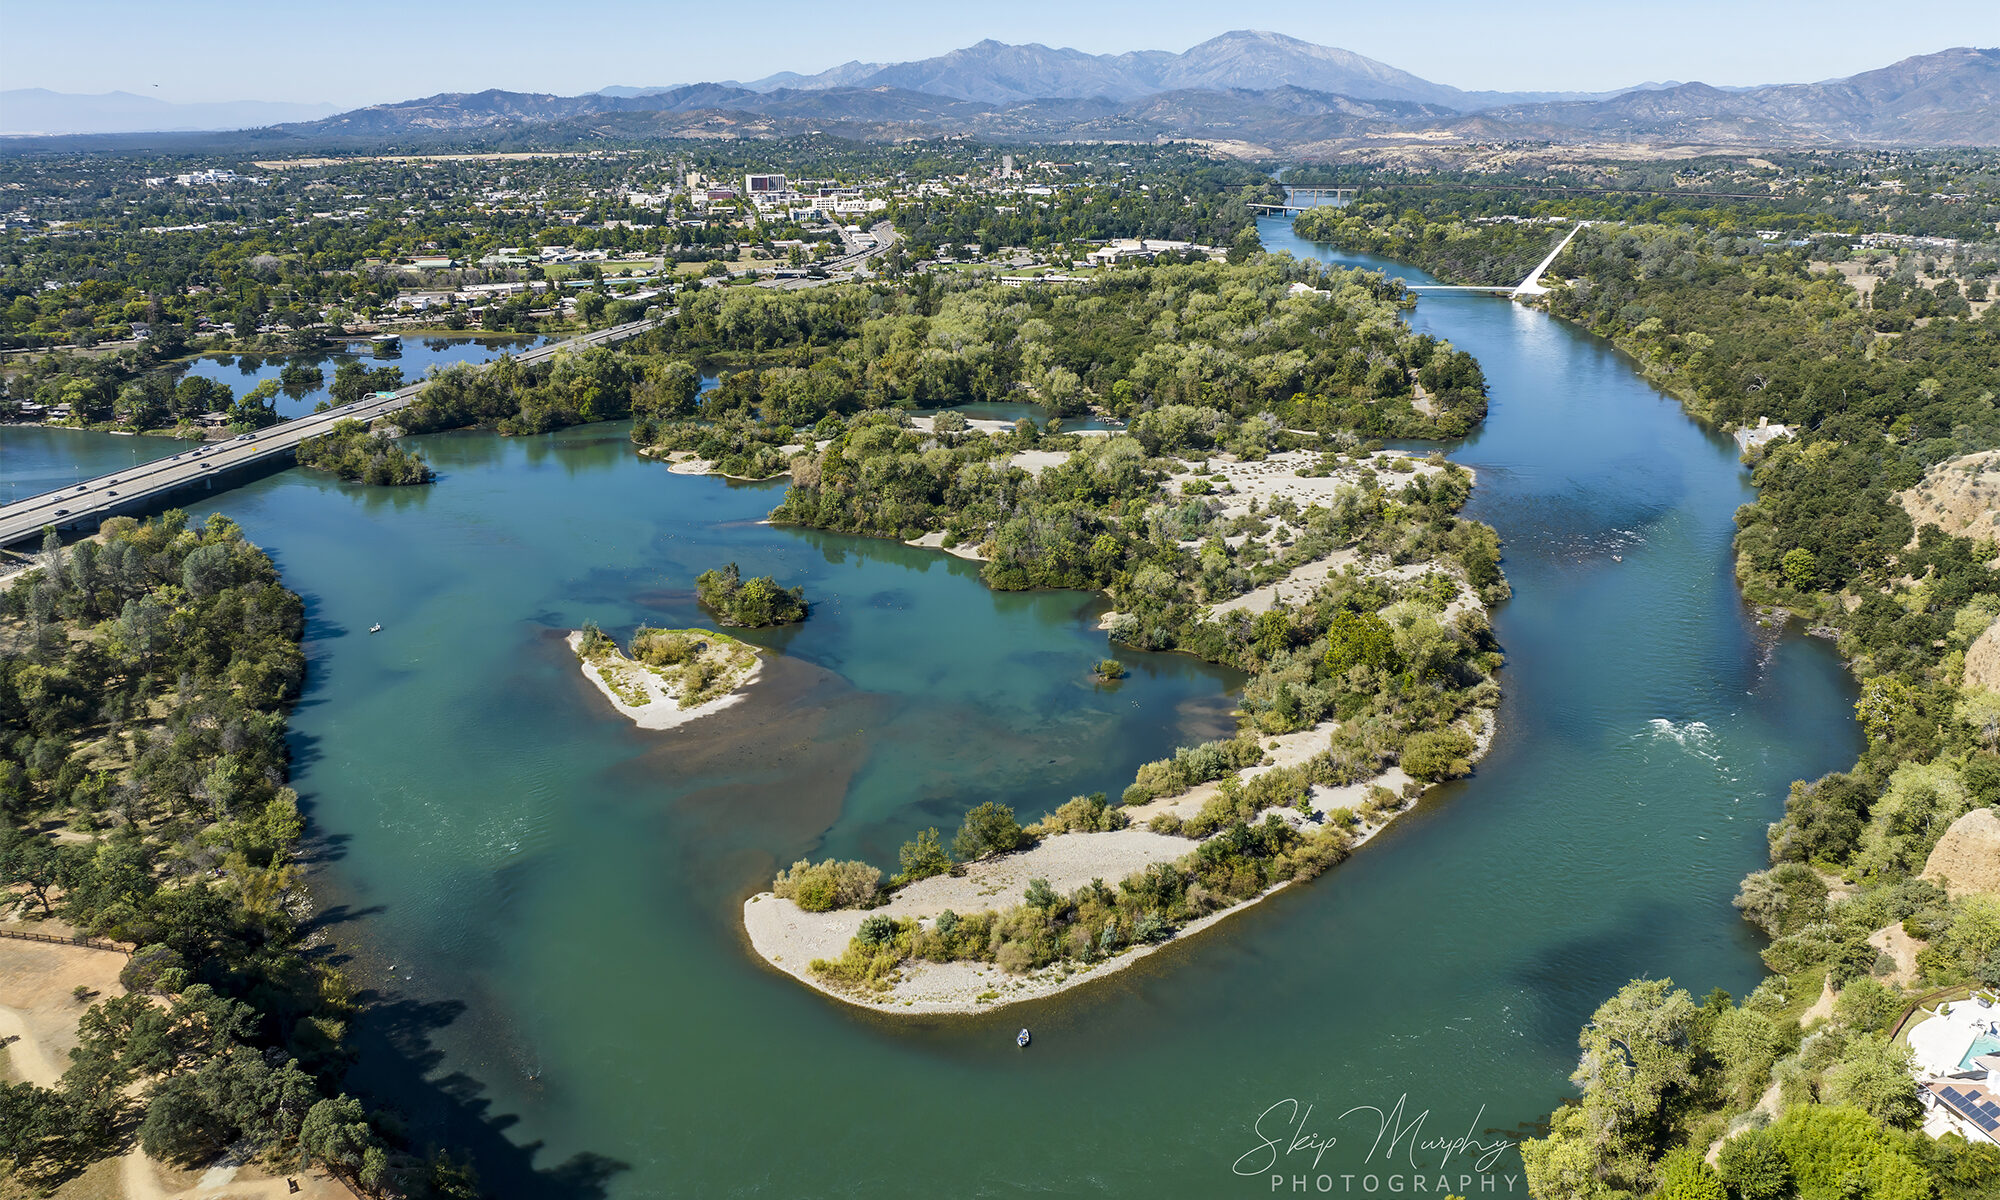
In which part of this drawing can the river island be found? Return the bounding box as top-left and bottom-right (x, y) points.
(568, 624), (763, 731)
(736, 428), (1503, 1014)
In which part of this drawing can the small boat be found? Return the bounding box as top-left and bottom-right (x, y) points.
(369, 623), (383, 634)
(371, 332), (400, 345)
(1611, 554), (1622, 562)
(1016, 1028), (1031, 1048)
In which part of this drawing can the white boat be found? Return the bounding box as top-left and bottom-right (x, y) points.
(1016, 1028), (1031, 1048)
(369, 623), (383, 634)
(371, 332), (400, 345)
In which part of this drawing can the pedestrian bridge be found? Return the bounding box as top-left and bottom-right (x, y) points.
(1404, 222), (1589, 299)
(0, 318), (659, 549)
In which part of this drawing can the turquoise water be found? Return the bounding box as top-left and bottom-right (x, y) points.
(0, 222), (1864, 1198)
(1, 426), (203, 504)
(1961, 1032), (2000, 1070)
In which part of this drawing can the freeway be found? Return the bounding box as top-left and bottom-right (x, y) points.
(0, 318), (659, 548)
(763, 221), (898, 290)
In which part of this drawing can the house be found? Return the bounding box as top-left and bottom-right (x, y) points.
(1908, 993), (2000, 1146)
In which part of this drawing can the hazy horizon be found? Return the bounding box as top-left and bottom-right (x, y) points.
(4, 0), (1994, 110)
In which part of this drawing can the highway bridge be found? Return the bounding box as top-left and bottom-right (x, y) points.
(0, 317), (659, 549)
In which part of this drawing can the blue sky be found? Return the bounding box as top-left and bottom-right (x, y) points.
(5, 0), (1995, 108)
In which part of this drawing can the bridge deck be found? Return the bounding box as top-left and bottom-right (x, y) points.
(1, 318), (658, 548)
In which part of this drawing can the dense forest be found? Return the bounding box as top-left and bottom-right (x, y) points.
(1292, 196), (2000, 1200)
(636, 259), (1485, 430)
(890, 159), (1275, 258)
(0, 515), (474, 1197)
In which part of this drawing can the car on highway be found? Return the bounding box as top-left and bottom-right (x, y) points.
(107, 491), (118, 497)
(200, 464), (213, 470)
(53, 509), (69, 516)
(234, 433), (253, 442)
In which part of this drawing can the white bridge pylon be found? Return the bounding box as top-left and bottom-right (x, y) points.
(1404, 222), (1591, 299)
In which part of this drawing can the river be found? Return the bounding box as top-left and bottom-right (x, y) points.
(0, 223), (1860, 1198)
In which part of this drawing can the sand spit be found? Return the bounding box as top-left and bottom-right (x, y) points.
(903, 530), (990, 561)
(566, 630), (762, 731)
(743, 703), (1495, 1016)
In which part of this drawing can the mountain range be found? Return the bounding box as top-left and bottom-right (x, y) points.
(707, 31), (1694, 110)
(0, 89), (337, 136)
(6, 33), (1996, 149)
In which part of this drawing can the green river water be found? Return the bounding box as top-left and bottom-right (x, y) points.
(0, 223), (1862, 1198)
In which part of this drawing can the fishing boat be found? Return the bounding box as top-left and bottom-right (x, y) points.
(1016, 1028), (1031, 1048)
(369, 623), (383, 634)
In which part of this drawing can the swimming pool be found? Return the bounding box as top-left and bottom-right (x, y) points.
(1960, 1031), (2000, 1071)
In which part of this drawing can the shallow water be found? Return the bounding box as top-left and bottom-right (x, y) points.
(1, 223), (1863, 1198)
(171, 334), (553, 419)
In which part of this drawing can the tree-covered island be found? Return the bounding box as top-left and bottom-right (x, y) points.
(693, 564), (808, 627)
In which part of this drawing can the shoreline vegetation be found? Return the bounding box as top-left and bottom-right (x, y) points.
(644, 261), (1512, 1014)
(0, 513), (472, 1196)
(568, 624), (762, 731)
(1292, 194), (2000, 1199)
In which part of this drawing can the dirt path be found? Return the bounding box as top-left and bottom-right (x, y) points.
(0, 936), (127, 1087)
(121, 1149), (348, 1200)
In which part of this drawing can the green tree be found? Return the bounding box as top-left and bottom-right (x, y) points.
(1820, 1037), (1924, 1129)
(953, 802), (1024, 862)
(1656, 1147), (1727, 1200)
(298, 1095), (375, 1172)
(1782, 547), (1818, 589)
(1571, 979), (1699, 1154)
(894, 828), (952, 885)
(1716, 1128), (1793, 1200)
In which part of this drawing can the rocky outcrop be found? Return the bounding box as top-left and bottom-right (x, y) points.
(1922, 807), (2000, 898)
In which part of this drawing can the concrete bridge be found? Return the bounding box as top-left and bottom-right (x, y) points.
(1404, 222), (1590, 300)
(0, 317), (660, 549)
(1251, 186), (1358, 214)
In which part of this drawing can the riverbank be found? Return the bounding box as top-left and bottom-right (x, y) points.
(567, 627), (763, 730)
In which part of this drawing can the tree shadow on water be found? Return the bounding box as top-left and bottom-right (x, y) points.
(343, 991), (631, 1200)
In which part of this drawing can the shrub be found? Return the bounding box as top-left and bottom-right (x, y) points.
(856, 914), (898, 946)
(1716, 1131), (1793, 1200)
(120, 943), (187, 994)
(1657, 1147), (1727, 1200)
(1030, 793), (1128, 836)
(953, 802), (1024, 861)
(772, 858), (881, 912)
(892, 827), (953, 886)
(1400, 728), (1475, 781)
(1122, 736), (1265, 805)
